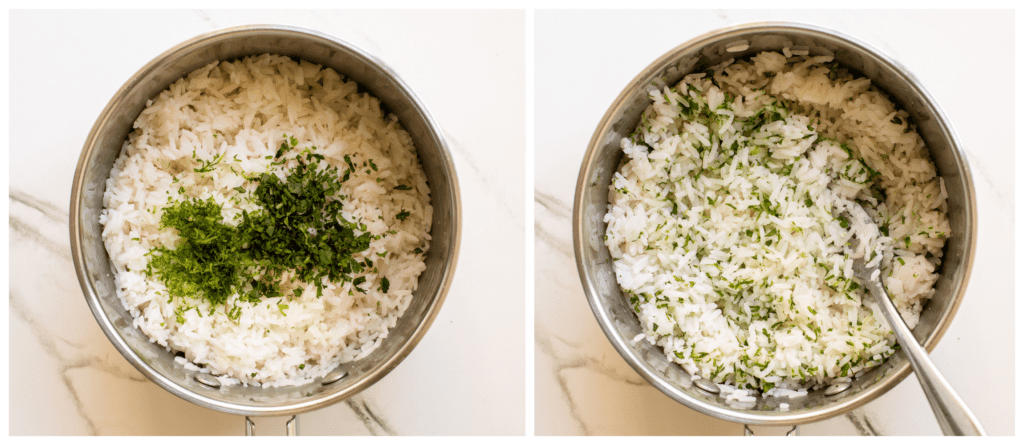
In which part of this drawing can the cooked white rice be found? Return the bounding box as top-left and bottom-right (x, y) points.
(99, 54), (432, 387)
(605, 51), (949, 394)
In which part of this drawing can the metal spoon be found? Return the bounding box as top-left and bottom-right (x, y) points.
(844, 210), (985, 436)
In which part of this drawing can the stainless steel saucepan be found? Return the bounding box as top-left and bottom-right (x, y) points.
(70, 24), (461, 434)
(574, 22), (976, 432)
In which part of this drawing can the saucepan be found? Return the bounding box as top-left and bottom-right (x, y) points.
(70, 24), (461, 435)
(573, 22), (975, 433)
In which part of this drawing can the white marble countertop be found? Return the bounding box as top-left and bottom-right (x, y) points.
(534, 9), (1014, 436)
(9, 9), (525, 435)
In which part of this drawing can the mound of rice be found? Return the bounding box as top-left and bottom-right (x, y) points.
(605, 51), (949, 395)
(99, 54), (432, 387)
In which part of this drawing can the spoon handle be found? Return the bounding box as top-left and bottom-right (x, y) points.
(864, 278), (986, 436)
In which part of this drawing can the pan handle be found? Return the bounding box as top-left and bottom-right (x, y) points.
(245, 416), (299, 436)
(744, 425), (798, 436)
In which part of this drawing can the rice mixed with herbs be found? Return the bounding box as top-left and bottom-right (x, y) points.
(100, 54), (432, 387)
(604, 50), (949, 400)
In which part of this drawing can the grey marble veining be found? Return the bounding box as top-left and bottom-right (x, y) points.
(448, 131), (524, 232)
(844, 411), (880, 436)
(534, 192), (573, 257)
(536, 319), (649, 435)
(10, 191), (143, 435)
(343, 396), (396, 435)
(10, 190), (70, 258)
(193, 9), (220, 30)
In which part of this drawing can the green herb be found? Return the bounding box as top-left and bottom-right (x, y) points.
(193, 153), (225, 173)
(394, 185), (412, 191)
(274, 134), (299, 158)
(742, 104), (786, 136)
(146, 135), (374, 316)
(380, 277), (390, 293)
(837, 216), (849, 229)
(352, 276), (367, 293)
(299, 364), (305, 370)
(146, 197), (247, 306)
(839, 143), (853, 158)
(240, 154), (373, 299)
(395, 210), (410, 221)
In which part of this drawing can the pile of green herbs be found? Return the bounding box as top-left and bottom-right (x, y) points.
(145, 135), (385, 321)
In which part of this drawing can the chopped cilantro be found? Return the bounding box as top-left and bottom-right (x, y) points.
(193, 153), (224, 173)
(145, 135), (374, 313)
